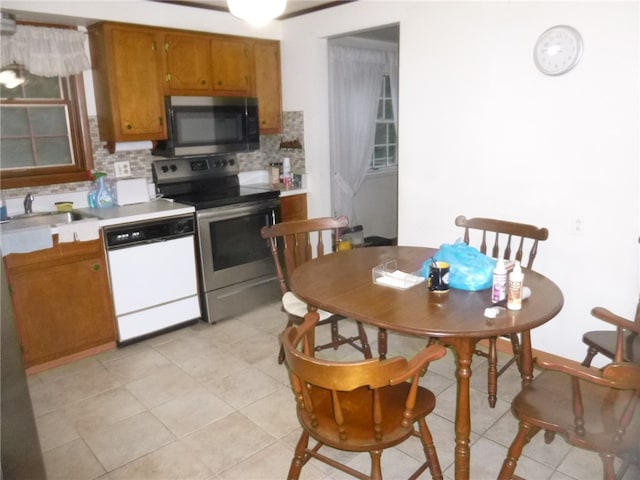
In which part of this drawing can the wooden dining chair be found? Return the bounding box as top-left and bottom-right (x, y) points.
(498, 307), (640, 480)
(261, 216), (372, 363)
(281, 311), (447, 480)
(455, 215), (549, 407)
(582, 295), (640, 367)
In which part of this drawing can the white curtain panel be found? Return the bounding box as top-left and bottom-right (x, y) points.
(329, 45), (386, 225)
(1, 25), (90, 77)
(387, 51), (399, 129)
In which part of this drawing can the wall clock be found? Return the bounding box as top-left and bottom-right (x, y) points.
(533, 25), (583, 76)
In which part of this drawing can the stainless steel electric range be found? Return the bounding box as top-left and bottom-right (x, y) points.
(153, 155), (281, 323)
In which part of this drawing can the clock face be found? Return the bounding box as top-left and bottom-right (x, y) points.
(534, 25), (583, 76)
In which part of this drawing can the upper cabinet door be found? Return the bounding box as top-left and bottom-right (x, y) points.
(89, 23), (167, 142)
(164, 33), (212, 93)
(253, 39), (283, 134)
(211, 37), (253, 96)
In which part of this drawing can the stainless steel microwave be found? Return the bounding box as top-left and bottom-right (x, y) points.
(152, 96), (260, 157)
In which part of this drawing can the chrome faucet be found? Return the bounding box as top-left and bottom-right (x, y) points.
(23, 192), (34, 214)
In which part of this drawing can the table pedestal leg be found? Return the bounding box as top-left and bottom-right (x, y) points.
(443, 337), (477, 480)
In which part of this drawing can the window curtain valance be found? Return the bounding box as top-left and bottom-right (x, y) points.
(1, 25), (90, 77)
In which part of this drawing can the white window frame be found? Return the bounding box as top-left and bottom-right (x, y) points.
(369, 74), (397, 173)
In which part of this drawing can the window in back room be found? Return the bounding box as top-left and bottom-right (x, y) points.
(370, 74), (397, 171)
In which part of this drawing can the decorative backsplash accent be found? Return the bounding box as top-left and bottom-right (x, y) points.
(237, 111), (306, 173)
(1, 112), (305, 200)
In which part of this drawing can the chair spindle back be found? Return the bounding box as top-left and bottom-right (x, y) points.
(455, 215), (549, 269)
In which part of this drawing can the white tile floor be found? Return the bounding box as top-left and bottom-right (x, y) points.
(28, 302), (639, 480)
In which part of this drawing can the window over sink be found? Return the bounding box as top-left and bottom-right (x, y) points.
(0, 54), (93, 189)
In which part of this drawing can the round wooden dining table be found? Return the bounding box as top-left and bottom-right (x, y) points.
(290, 246), (564, 480)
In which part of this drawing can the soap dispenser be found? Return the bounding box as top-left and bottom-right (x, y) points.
(93, 172), (114, 208)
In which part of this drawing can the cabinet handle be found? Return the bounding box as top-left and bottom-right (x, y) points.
(159, 116), (163, 126)
(201, 80), (207, 85)
(166, 73), (172, 82)
(152, 41), (157, 51)
(126, 124), (132, 130)
(164, 42), (169, 51)
(217, 81), (222, 86)
(92, 264), (101, 271)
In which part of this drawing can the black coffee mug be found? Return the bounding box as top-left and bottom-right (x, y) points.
(428, 261), (450, 292)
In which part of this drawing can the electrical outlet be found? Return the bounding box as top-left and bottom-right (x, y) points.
(114, 161), (131, 178)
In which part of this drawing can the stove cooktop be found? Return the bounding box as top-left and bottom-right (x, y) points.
(167, 185), (279, 210)
(153, 155), (280, 210)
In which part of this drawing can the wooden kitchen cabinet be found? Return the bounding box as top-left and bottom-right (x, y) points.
(280, 193), (307, 222)
(4, 235), (117, 371)
(210, 36), (253, 96)
(163, 33), (253, 96)
(164, 33), (212, 93)
(88, 22), (167, 143)
(253, 39), (283, 134)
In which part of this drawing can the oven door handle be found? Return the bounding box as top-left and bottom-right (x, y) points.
(196, 200), (279, 223)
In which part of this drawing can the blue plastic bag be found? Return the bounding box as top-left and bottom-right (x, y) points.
(424, 241), (497, 291)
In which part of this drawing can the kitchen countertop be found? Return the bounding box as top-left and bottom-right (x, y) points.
(0, 199), (194, 237)
(239, 170), (307, 197)
(243, 183), (307, 197)
(74, 198), (194, 227)
(1, 181), (303, 239)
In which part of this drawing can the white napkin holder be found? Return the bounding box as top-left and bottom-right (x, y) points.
(372, 260), (425, 290)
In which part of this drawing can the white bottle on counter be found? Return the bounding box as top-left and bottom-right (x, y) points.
(282, 157), (292, 187)
(491, 258), (507, 303)
(507, 261), (524, 310)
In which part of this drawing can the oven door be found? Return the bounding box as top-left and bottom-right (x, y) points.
(196, 198), (280, 291)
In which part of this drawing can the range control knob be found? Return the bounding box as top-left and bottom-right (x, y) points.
(228, 158), (235, 166)
(161, 165), (169, 173)
(221, 159), (228, 166)
(170, 164), (178, 172)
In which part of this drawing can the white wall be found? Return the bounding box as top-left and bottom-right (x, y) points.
(354, 171), (398, 239)
(280, 1), (640, 363)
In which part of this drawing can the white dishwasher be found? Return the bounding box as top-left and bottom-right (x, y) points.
(103, 214), (201, 344)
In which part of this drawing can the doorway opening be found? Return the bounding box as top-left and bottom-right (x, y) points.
(328, 25), (399, 245)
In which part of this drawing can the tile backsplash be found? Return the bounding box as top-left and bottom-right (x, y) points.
(1, 111), (306, 201)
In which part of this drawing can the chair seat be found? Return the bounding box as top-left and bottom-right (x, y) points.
(512, 370), (640, 455)
(298, 377), (437, 451)
(582, 330), (640, 364)
(282, 291), (335, 321)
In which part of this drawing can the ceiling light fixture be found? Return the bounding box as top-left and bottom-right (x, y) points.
(0, 67), (25, 89)
(227, 0), (286, 27)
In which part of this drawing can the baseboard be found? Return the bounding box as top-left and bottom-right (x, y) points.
(26, 342), (117, 375)
(488, 337), (584, 370)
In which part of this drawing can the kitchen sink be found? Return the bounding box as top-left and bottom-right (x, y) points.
(6, 211), (98, 229)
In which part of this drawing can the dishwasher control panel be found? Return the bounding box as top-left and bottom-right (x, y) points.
(104, 214), (195, 249)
